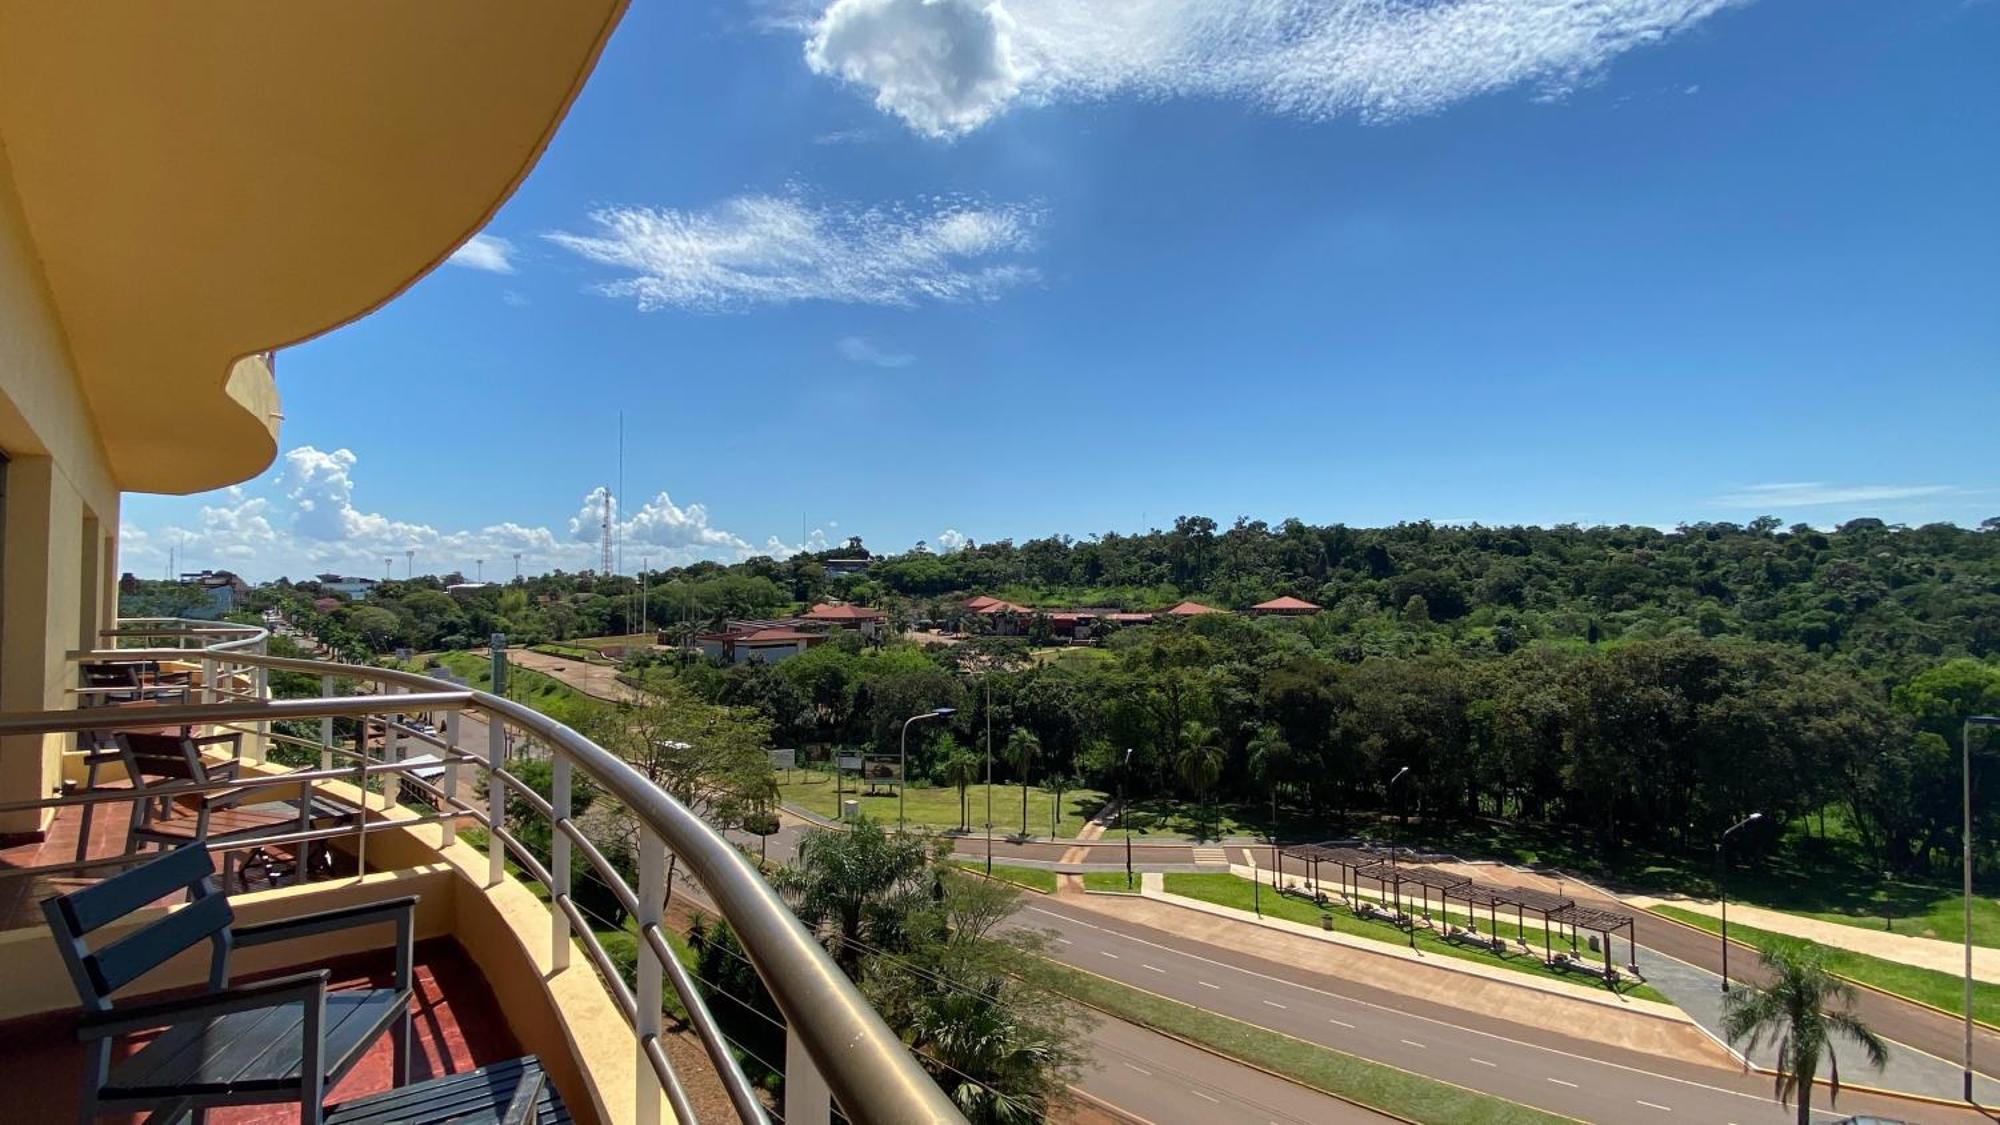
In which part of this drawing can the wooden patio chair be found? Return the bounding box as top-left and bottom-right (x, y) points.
(41, 844), (416, 1124)
(117, 731), (354, 889)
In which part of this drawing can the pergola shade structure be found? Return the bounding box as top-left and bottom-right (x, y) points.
(1274, 841), (1639, 981)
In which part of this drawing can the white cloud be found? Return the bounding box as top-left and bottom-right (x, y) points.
(121, 446), (799, 581)
(935, 528), (967, 552)
(1711, 482), (1956, 509)
(837, 335), (916, 367)
(801, 0), (1744, 138)
(545, 190), (1040, 311)
(447, 233), (517, 274)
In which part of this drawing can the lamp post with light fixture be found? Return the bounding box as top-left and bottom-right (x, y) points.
(899, 708), (955, 834)
(1717, 812), (1763, 991)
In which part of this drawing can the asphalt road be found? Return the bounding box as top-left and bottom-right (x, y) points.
(1079, 1016), (1393, 1124)
(1023, 894), (1985, 1124)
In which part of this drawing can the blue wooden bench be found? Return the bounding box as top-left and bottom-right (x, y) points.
(41, 844), (416, 1124)
(325, 1055), (570, 1124)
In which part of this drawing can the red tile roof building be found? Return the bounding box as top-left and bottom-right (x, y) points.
(1164, 600), (1221, 615)
(1250, 595), (1321, 615)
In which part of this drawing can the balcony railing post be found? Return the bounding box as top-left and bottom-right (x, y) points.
(636, 827), (666, 1125)
(319, 674), (335, 771)
(249, 664), (270, 762)
(486, 711), (505, 886)
(441, 710), (461, 849)
(201, 657), (215, 705)
(551, 752), (573, 971)
(355, 713), (372, 878)
(382, 686), (405, 810)
(786, 1025), (833, 1125)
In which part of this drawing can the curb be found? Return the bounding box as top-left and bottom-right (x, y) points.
(1066, 1085), (1153, 1125)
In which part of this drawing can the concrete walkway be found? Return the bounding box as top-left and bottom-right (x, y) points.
(1627, 893), (2000, 984)
(499, 645), (650, 704)
(1632, 937), (2000, 1103)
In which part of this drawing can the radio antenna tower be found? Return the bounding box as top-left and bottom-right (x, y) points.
(600, 487), (614, 575)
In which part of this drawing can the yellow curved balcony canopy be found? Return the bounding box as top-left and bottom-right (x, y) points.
(0, 1), (626, 494)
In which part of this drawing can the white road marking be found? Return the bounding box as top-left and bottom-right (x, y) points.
(1054, 937), (1072, 945)
(1101, 951), (1119, 959)
(1548, 1078), (1579, 1088)
(1261, 999), (1287, 1009)
(1125, 1063), (1151, 1076)
(1143, 963), (1165, 973)
(1637, 1101), (1671, 1112)
(1191, 1090), (1220, 1104)
(1327, 1018), (1355, 1029)
(1199, 980), (1221, 989)
(1400, 1039), (1426, 1049)
(1469, 1057), (1496, 1067)
(1026, 905), (1859, 1117)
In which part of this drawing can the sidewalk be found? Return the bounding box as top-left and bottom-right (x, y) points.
(1625, 893), (2000, 984)
(1058, 885), (1721, 1066)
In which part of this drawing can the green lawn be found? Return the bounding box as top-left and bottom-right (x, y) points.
(1165, 873), (1668, 1004)
(428, 650), (600, 722)
(1012, 955), (1569, 1125)
(950, 859), (1057, 893)
(775, 768), (1104, 838)
(1650, 905), (2000, 1024)
(1082, 871), (1142, 894)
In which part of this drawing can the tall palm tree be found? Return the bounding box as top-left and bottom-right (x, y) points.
(1175, 720), (1226, 835)
(940, 745), (983, 831)
(1722, 943), (1888, 1125)
(1005, 729), (1040, 837)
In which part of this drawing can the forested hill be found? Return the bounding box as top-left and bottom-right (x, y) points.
(862, 517), (2000, 676)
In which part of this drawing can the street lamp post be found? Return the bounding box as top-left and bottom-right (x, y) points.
(984, 674), (995, 877)
(1388, 766), (1411, 949)
(899, 707), (955, 834)
(1963, 715), (2000, 1100)
(1122, 748), (1135, 891)
(1717, 812), (1764, 992)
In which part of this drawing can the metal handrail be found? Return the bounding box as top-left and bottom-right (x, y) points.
(37, 624), (964, 1124)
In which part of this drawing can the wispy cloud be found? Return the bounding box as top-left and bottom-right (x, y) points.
(545, 190), (1041, 311)
(836, 335), (915, 367)
(800, 0), (1746, 139)
(447, 233), (517, 274)
(1711, 482), (1956, 508)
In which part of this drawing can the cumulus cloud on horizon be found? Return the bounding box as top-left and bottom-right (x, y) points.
(123, 446), (833, 581)
(545, 190), (1041, 312)
(798, 0), (1745, 138)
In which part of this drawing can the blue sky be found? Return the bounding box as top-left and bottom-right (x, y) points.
(124, 0), (2000, 581)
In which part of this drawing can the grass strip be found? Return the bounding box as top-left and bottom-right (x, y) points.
(1165, 873), (1669, 1004)
(951, 858), (1057, 893)
(1082, 871), (1142, 894)
(1650, 905), (2000, 1024)
(1013, 954), (1573, 1125)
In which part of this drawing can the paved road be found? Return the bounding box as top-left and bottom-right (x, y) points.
(1080, 1017), (1392, 1124)
(500, 646), (648, 703)
(1023, 894), (1985, 1124)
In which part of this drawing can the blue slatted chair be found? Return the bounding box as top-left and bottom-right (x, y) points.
(41, 844), (416, 1124)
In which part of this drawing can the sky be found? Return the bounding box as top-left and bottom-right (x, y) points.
(122, 0), (2000, 582)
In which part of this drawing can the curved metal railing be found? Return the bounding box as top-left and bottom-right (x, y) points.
(3, 618), (964, 1125)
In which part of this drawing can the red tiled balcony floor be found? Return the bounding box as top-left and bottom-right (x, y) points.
(0, 937), (521, 1124)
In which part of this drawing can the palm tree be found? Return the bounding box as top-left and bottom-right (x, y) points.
(1175, 720), (1225, 834)
(1005, 729), (1040, 837)
(940, 744), (983, 831)
(1722, 943), (1888, 1125)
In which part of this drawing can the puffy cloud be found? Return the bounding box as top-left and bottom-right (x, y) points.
(935, 527), (968, 552)
(837, 335), (916, 367)
(121, 446), (803, 581)
(545, 190), (1040, 311)
(447, 233), (517, 273)
(800, 0), (1743, 138)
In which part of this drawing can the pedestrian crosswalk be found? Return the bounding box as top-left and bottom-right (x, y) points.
(1192, 846), (1229, 867)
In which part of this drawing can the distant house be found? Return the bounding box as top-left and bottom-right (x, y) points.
(821, 557), (872, 577)
(180, 569), (249, 616)
(800, 602), (887, 639)
(1164, 600), (1222, 616)
(698, 626), (825, 665)
(965, 597), (1034, 635)
(445, 582), (494, 598)
(1250, 595), (1321, 617)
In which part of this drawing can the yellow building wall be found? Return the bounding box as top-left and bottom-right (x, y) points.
(0, 143), (121, 835)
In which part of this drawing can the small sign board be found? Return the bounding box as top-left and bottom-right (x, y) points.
(836, 754), (863, 773)
(768, 748), (797, 771)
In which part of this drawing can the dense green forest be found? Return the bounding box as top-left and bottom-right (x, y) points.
(164, 515), (2000, 880)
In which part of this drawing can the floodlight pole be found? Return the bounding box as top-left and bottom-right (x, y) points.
(1122, 748), (1135, 890)
(1388, 766), (1411, 949)
(899, 707), (954, 834)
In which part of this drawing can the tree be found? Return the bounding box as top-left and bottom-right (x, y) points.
(1722, 943), (1888, 1125)
(772, 819), (937, 976)
(939, 738), (982, 831)
(1175, 720), (1226, 830)
(1005, 729), (1040, 837)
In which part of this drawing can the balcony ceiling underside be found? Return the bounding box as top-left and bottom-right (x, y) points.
(0, 1), (626, 494)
